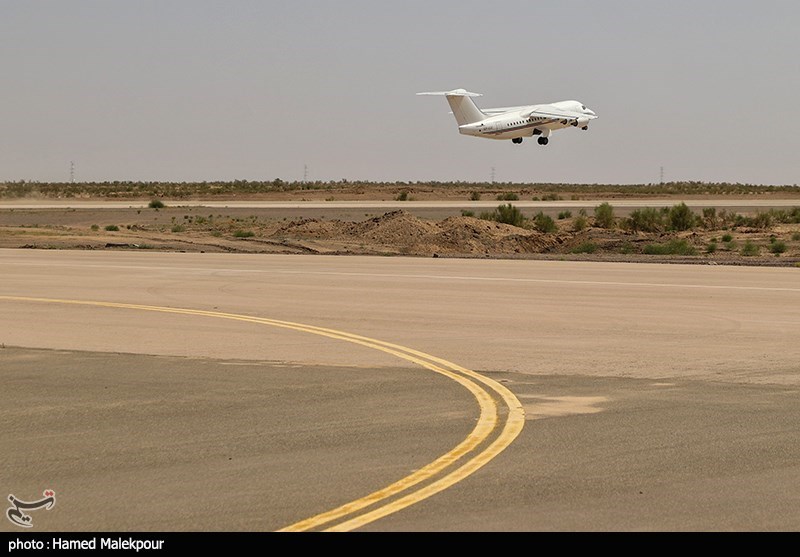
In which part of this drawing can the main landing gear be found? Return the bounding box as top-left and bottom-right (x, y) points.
(537, 137), (549, 145)
(512, 137), (523, 144)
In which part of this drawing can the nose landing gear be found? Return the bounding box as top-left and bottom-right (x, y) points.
(537, 137), (549, 146)
(512, 137), (523, 145)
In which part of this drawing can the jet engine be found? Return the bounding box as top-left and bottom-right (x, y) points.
(571, 116), (591, 128)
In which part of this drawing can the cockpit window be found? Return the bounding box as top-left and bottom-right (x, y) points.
(581, 105), (586, 110)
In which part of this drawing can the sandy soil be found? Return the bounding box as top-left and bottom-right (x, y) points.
(1, 203), (799, 266)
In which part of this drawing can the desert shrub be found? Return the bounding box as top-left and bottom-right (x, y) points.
(233, 230), (255, 238)
(792, 232), (800, 241)
(171, 224), (185, 233)
(643, 239), (697, 255)
(721, 233), (733, 242)
(594, 202), (615, 229)
(396, 191), (409, 201)
(495, 204), (525, 227)
(469, 191), (481, 201)
(706, 242), (717, 253)
(627, 207), (663, 232)
(770, 241), (787, 254)
(573, 215), (588, 232)
(668, 202), (696, 231)
(541, 193), (561, 201)
(148, 199), (165, 209)
(750, 211), (772, 229)
(702, 207), (718, 229)
(618, 242), (634, 254)
(104, 225), (119, 231)
(90, 224), (99, 231)
(571, 242), (597, 254)
(461, 210), (475, 217)
(557, 211), (572, 220)
(578, 208), (588, 217)
(532, 211), (556, 233)
(740, 241), (759, 256)
(496, 192), (519, 201)
(478, 211), (494, 221)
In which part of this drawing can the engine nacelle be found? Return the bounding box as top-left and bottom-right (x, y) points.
(571, 116), (591, 128)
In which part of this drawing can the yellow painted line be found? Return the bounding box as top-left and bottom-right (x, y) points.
(0, 295), (525, 531)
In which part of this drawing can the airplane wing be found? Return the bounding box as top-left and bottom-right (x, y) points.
(522, 106), (593, 125)
(480, 105), (531, 115)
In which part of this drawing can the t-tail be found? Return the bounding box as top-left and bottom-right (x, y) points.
(416, 88), (486, 126)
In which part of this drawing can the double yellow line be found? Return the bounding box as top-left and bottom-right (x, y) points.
(0, 295), (525, 531)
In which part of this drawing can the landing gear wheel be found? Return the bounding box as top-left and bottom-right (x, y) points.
(538, 137), (549, 145)
(512, 137), (523, 144)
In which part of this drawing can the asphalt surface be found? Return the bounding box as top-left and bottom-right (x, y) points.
(1, 249), (799, 531)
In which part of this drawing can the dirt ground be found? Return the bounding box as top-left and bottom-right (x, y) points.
(1, 201), (799, 266)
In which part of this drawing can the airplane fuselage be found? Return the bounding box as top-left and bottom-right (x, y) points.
(417, 90), (597, 146)
(459, 101), (596, 141)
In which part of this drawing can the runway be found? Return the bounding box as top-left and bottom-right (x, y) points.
(2, 249), (800, 530)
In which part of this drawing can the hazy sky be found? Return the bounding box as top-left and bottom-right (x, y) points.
(2, 1), (799, 184)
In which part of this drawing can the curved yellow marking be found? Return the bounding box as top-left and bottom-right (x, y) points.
(0, 295), (524, 531)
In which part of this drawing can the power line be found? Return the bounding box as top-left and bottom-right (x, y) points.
(70, 161), (75, 184)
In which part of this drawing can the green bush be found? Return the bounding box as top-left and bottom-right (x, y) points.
(770, 241), (787, 254)
(495, 204), (525, 227)
(706, 242), (717, 253)
(171, 224), (185, 233)
(702, 207), (718, 228)
(496, 192), (519, 201)
(668, 202), (696, 231)
(148, 199), (165, 209)
(104, 225), (119, 231)
(396, 191), (409, 201)
(792, 232), (800, 241)
(541, 193), (561, 201)
(90, 224), (99, 231)
(627, 207), (663, 232)
(721, 233), (733, 242)
(594, 202), (615, 229)
(749, 211), (772, 228)
(573, 215), (588, 231)
(461, 210), (475, 217)
(233, 230), (255, 238)
(572, 242), (598, 254)
(469, 191), (481, 201)
(557, 210), (572, 220)
(741, 241), (759, 256)
(532, 211), (556, 233)
(643, 239), (697, 255)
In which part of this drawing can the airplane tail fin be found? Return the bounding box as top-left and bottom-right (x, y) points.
(416, 89), (486, 126)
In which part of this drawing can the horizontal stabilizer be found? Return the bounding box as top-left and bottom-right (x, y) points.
(416, 88), (483, 97)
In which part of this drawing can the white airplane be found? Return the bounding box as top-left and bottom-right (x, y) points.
(417, 88), (597, 145)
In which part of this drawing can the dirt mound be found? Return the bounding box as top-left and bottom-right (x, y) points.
(271, 211), (562, 256)
(345, 210), (440, 245)
(433, 216), (557, 254)
(274, 218), (346, 239)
